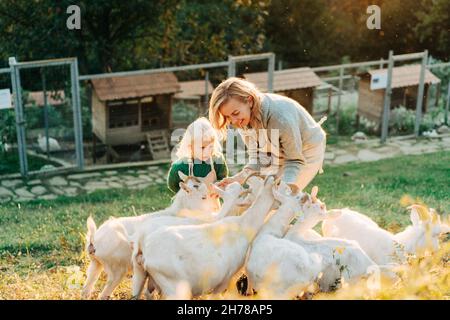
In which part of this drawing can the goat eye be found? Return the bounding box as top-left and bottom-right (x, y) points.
(202, 196), (207, 200)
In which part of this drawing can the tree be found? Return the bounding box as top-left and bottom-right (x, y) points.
(0, 0), (173, 73)
(415, 0), (450, 61)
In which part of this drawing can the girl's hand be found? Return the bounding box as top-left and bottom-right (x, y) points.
(215, 177), (236, 188)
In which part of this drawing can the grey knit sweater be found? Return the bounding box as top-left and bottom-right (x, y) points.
(238, 93), (326, 184)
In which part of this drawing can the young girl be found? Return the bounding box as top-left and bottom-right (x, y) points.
(167, 117), (229, 193)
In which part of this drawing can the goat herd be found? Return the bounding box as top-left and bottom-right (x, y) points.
(81, 171), (449, 300)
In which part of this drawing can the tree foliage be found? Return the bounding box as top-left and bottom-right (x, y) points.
(0, 0), (448, 73)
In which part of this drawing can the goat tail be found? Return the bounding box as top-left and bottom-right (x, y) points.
(129, 231), (145, 267)
(86, 216), (97, 255)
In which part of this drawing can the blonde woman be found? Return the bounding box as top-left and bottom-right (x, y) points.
(167, 117), (228, 193)
(209, 77), (326, 191)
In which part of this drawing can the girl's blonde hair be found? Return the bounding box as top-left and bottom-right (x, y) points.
(208, 77), (263, 139)
(175, 117), (222, 160)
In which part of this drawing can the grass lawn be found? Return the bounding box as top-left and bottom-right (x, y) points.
(0, 151), (449, 299)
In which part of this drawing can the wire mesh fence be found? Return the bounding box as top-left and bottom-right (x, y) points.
(1, 52), (449, 176)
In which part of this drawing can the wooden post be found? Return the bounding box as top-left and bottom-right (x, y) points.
(92, 132), (96, 164)
(381, 50), (394, 143)
(327, 87), (332, 115)
(414, 50), (428, 138)
(434, 83), (440, 108)
(138, 98), (142, 128)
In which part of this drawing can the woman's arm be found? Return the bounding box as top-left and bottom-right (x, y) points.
(268, 113), (306, 185)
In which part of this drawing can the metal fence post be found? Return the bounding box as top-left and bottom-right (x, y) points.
(336, 65), (344, 135)
(268, 53), (275, 93)
(204, 70), (209, 115)
(9, 57), (28, 176)
(41, 69), (50, 158)
(381, 50), (394, 143)
(414, 50), (428, 137)
(445, 82), (450, 126)
(228, 55), (236, 78)
(71, 58), (84, 170)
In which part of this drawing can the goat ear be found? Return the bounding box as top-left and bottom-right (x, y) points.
(311, 186), (319, 201)
(203, 169), (217, 186)
(179, 182), (190, 193)
(300, 193), (310, 204)
(430, 210), (440, 224)
(274, 176), (282, 187)
(409, 204), (431, 224)
(289, 184), (300, 195)
(408, 206), (420, 226)
(211, 183), (225, 197)
(178, 171), (188, 182)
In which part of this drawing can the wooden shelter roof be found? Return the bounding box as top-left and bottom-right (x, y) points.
(244, 67), (322, 92)
(174, 80), (214, 100)
(367, 65), (441, 90)
(91, 72), (180, 101)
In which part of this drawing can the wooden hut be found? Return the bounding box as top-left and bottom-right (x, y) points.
(26, 90), (65, 107)
(90, 73), (180, 147)
(357, 65), (441, 123)
(174, 80), (213, 105)
(173, 79), (213, 123)
(243, 67), (322, 115)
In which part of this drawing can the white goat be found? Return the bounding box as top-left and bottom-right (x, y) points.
(284, 186), (324, 240)
(322, 205), (450, 265)
(82, 171), (219, 299)
(283, 188), (390, 292)
(246, 182), (323, 299)
(242, 173), (265, 203)
(130, 181), (252, 299)
(393, 205), (450, 255)
(138, 176), (277, 298)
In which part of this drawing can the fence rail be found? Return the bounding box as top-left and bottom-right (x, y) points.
(2, 51), (449, 177)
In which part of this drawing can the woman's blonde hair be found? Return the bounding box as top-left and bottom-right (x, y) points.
(208, 77), (263, 139)
(175, 117), (222, 160)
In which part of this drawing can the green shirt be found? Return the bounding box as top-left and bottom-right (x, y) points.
(167, 154), (229, 193)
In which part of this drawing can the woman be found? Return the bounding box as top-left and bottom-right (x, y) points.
(209, 77), (326, 191)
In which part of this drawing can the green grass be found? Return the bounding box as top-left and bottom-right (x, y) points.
(0, 153), (62, 175)
(0, 151), (449, 276)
